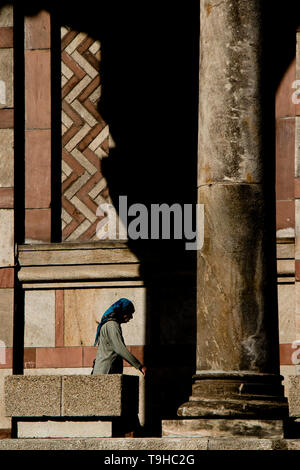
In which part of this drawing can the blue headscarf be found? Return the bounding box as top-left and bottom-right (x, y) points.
(94, 298), (135, 346)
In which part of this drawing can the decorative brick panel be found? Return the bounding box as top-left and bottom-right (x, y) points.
(61, 27), (110, 241)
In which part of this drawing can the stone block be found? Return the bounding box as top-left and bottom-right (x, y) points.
(276, 118), (295, 200)
(61, 375), (123, 416)
(0, 6), (13, 27)
(0, 267), (14, 288)
(0, 109), (13, 128)
(124, 367), (146, 428)
(25, 11), (51, 50)
(277, 259), (295, 276)
(0, 27), (13, 48)
(17, 420), (112, 438)
(25, 49), (51, 129)
(288, 376), (300, 416)
(278, 284), (296, 344)
(25, 129), (51, 209)
(0, 188), (13, 209)
(4, 376), (61, 417)
(0, 288), (13, 346)
(35, 347), (83, 368)
(0, 129), (13, 186)
(277, 200), (295, 234)
(0, 369), (11, 429)
(25, 208), (51, 243)
(19, 265), (141, 285)
(24, 290), (55, 347)
(162, 418), (284, 439)
(207, 437), (274, 451)
(0, 436), (211, 451)
(0, 48), (13, 108)
(277, 242), (294, 259)
(280, 343), (295, 365)
(5, 374), (138, 419)
(18, 243), (139, 266)
(0, 209), (13, 266)
(280, 365), (296, 399)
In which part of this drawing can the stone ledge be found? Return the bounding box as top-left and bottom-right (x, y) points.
(17, 241), (141, 285)
(162, 418), (284, 439)
(17, 264), (141, 283)
(5, 375), (138, 417)
(0, 437), (300, 450)
(18, 241), (139, 266)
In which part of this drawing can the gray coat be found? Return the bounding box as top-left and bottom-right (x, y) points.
(93, 320), (142, 374)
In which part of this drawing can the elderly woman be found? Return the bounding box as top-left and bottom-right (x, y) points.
(92, 298), (146, 376)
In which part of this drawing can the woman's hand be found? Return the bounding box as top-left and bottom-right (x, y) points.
(140, 366), (147, 377)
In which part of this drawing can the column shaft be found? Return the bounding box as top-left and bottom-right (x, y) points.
(163, 0), (289, 437)
(196, 0), (280, 377)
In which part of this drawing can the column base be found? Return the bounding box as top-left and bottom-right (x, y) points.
(179, 371), (289, 417)
(178, 395), (288, 419)
(167, 371), (289, 438)
(162, 418), (285, 439)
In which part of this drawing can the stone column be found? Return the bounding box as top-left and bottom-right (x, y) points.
(162, 0), (288, 438)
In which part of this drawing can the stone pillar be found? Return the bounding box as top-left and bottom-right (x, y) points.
(162, 0), (288, 438)
(24, 11), (52, 243)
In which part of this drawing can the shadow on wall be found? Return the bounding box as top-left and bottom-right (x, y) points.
(7, 0), (200, 436)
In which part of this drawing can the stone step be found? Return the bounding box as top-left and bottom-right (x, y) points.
(0, 437), (300, 451)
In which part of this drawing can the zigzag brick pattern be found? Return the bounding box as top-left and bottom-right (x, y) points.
(61, 27), (111, 241)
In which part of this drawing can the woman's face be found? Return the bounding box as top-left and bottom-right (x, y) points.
(121, 312), (133, 323)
